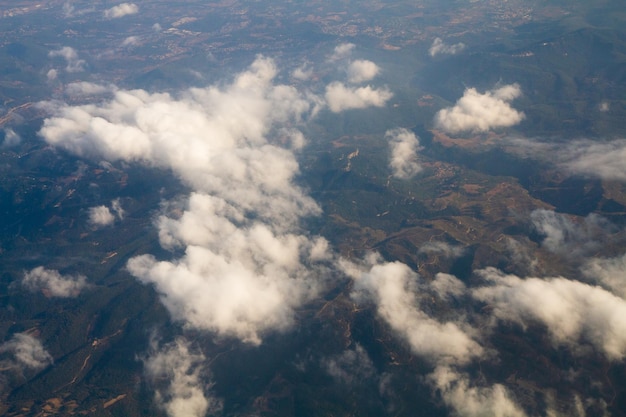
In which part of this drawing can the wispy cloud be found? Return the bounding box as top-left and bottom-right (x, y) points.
(531, 209), (616, 257)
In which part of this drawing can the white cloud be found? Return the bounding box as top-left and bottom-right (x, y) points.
(292, 64), (312, 81)
(325, 82), (392, 113)
(473, 267), (626, 360)
(329, 43), (355, 61)
(2, 128), (21, 148)
(419, 241), (466, 259)
(40, 57), (334, 345)
(583, 253), (626, 299)
(430, 366), (527, 417)
(530, 209), (615, 257)
(560, 139), (626, 181)
(434, 84), (525, 134)
(88, 205), (115, 227)
(340, 253), (482, 366)
(502, 137), (626, 182)
(21, 266), (88, 298)
(341, 254), (528, 416)
(111, 198), (125, 220)
(386, 128), (422, 179)
(144, 338), (222, 417)
(48, 46), (86, 73)
(347, 60), (380, 84)
(121, 36), (140, 47)
(47, 68), (58, 80)
(0, 333), (53, 371)
(431, 273), (467, 301)
(104, 3), (138, 19)
(429, 37), (466, 57)
(65, 81), (112, 97)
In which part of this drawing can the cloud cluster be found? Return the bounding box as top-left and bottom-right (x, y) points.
(144, 338), (222, 417)
(341, 254), (528, 416)
(40, 56), (340, 345)
(347, 60), (380, 84)
(386, 128), (423, 179)
(474, 267), (626, 360)
(429, 37), (466, 57)
(48, 46), (86, 73)
(104, 3), (138, 19)
(21, 266), (88, 298)
(325, 82), (392, 113)
(434, 84), (525, 134)
(341, 254), (481, 366)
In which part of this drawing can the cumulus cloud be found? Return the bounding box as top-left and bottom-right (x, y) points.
(530, 209), (615, 257)
(0, 333), (53, 371)
(47, 69), (58, 80)
(429, 37), (466, 57)
(325, 82), (392, 113)
(341, 253), (482, 366)
(329, 43), (355, 61)
(386, 128), (423, 179)
(473, 267), (626, 360)
(1, 128), (21, 148)
(434, 84), (525, 134)
(21, 266), (88, 298)
(291, 64), (312, 81)
(347, 60), (380, 84)
(88, 205), (115, 227)
(144, 338), (222, 417)
(104, 3), (138, 19)
(48, 46), (86, 73)
(40, 56), (335, 345)
(121, 36), (140, 47)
